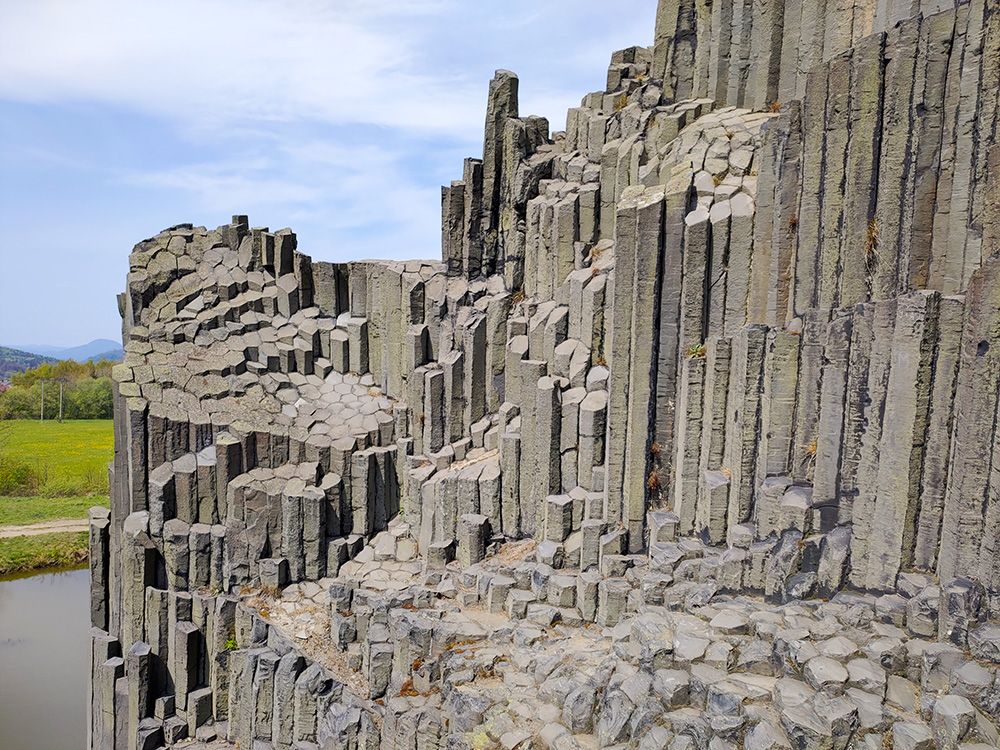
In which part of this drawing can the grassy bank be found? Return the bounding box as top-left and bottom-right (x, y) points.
(0, 495), (108, 526)
(0, 531), (89, 576)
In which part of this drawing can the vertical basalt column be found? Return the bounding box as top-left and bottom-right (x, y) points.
(653, 0), (701, 101)
(89, 630), (120, 750)
(578, 390), (608, 493)
(90, 507), (112, 630)
(790, 310), (830, 483)
(653, 172), (691, 502)
(722, 325), (768, 537)
(793, 64), (829, 315)
(707, 199), (731, 337)
(901, 10), (953, 291)
(481, 70), (519, 274)
(121, 511), (153, 651)
(746, 102), (802, 327)
(604, 190), (640, 528)
(817, 51), (852, 312)
(680, 205), (711, 358)
(442, 181), (466, 276)
(422, 369), (445, 454)
(939, 259), (1000, 582)
(461, 312), (488, 431)
(125, 397), (149, 515)
(517, 359), (546, 538)
(841, 33), (886, 307)
(864, 290), (938, 589)
(695, 337), (731, 538)
(756, 328), (801, 484)
(726, 0), (756, 107)
(442, 350), (464, 444)
(708, 0), (734, 102)
(214, 432), (242, 521)
(485, 293), (512, 411)
(500, 431), (522, 537)
(871, 20), (918, 301)
(462, 158), (485, 278)
(810, 313), (852, 529)
(723, 193), (755, 334)
(849, 298), (898, 588)
(672, 354), (706, 533)
(126, 642), (152, 750)
(745, 0), (785, 111)
(535, 377), (563, 532)
(912, 295), (964, 570)
(624, 188), (667, 549)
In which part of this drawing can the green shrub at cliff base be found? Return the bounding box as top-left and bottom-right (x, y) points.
(0, 358), (115, 420)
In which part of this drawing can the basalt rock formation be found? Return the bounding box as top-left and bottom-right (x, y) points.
(89, 1), (1000, 748)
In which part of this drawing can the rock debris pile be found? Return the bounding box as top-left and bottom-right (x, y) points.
(89, 0), (1000, 748)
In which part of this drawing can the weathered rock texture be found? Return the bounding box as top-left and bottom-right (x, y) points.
(90, 0), (1000, 748)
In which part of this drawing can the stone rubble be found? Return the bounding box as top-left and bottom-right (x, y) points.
(88, 0), (1000, 748)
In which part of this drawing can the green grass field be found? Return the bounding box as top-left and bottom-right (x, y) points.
(0, 495), (108, 526)
(0, 419), (113, 497)
(0, 531), (89, 576)
(0, 420), (112, 573)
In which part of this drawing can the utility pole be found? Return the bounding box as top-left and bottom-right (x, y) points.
(40, 380), (45, 421)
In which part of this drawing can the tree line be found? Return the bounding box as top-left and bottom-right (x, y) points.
(0, 359), (115, 419)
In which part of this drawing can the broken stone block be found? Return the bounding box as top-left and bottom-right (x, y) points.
(259, 558), (290, 590)
(456, 513), (489, 567)
(597, 578), (630, 627)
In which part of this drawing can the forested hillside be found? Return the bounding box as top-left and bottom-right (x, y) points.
(0, 346), (56, 382)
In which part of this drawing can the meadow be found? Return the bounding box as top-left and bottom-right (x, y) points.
(0, 419), (113, 496)
(0, 419), (112, 574)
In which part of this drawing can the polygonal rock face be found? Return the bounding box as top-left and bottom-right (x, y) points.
(87, 0), (1000, 748)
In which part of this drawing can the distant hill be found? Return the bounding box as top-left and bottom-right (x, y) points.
(0, 346), (57, 381)
(7, 338), (123, 363)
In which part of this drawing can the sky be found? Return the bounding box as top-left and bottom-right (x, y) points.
(0, 0), (657, 348)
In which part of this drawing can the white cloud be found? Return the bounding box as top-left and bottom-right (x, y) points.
(0, 0), (485, 139)
(0, 0), (657, 141)
(118, 133), (446, 261)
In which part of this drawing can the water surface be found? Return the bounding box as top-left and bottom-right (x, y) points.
(0, 566), (89, 750)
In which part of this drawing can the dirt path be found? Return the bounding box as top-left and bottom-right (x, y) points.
(0, 519), (90, 539)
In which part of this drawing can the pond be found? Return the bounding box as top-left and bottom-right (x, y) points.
(0, 566), (90, 750)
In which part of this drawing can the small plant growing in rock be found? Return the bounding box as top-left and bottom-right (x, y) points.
(398, 679), (420, 697)
(788, 215), (798, 233)
(687, 343), (707, 359)
(866, 217), (881, 271)
(224, 637), (238, 652)
(646, 469), (661, 491)
(803, 439), (818, 478)
(614, 93), (628, 112)
(769, 101), (782, 113)
(511, 289), (526, 304)
(649, 441), (662, 457)
(595, 354), (607, 367)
